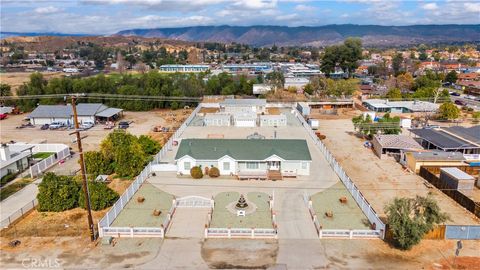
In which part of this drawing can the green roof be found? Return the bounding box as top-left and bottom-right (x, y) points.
(175, 139), (312, 161)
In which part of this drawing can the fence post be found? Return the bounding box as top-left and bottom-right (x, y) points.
(130, 227), (134, 238)
(251, 228), (255, 239)
(204, 227), (208, 238)
(319, 230), (323, 239)
(349, 230), (354, 239)
(228, 228), (231, 239)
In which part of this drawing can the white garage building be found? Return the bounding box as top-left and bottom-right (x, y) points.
(28, 103), (123, 125)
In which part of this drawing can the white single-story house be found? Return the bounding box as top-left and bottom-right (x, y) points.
(259, 114), (287, 127)
(204, 113), (231, 126)
(175, 139), (312, 179)
(232, 113), (257, 127)
(220, 99), (267, 114)
(28, 103), (123, 125)
(253, 84), (272, 95)
(0, 144), (31, 178)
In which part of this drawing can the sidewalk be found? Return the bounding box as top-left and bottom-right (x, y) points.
(0, 178), (41, 226)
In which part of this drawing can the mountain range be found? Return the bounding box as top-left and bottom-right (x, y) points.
(115, 24), (480, 47)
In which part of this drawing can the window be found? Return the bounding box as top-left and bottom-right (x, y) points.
(246, 162), (259, 169)
(302, 162), (308, 170)
(184, 162), (191, 170)
(223, 162), (230, 171)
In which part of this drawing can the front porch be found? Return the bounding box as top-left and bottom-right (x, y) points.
(236, 161), (284, 180)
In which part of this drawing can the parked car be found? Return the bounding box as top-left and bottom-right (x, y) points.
(40, 124), (50, 130)
(118, 121), (130, 129)
(454, 100), (466, 106)
(449, 92), (461, 96)
(80, 121), (94, 130)
(0, 113), (7, 120)
(49, 122), (65, 130)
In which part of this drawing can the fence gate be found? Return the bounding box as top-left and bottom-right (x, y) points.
(176, 196), (213, 208)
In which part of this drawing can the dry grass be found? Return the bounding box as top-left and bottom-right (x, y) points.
(0, 178), (131, 239)
(199, 107), (220, 114)
(0, 72), (64, 95)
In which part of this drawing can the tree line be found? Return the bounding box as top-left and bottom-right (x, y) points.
(14, 71), (260, 111)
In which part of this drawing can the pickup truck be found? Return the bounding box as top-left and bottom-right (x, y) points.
(49, 122), (65, 130)
(80, 121), (94, 130)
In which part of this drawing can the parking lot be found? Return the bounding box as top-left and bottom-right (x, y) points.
(0, 111), (169, 151)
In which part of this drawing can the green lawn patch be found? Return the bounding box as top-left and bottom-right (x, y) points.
(0, 178), (34, 201)
(32, 152), (55, 159)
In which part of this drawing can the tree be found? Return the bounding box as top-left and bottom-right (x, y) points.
(321, 37), (362, 76)
(438, 102), (460, 120)
(37, 173), (80, 212)
(78, 181), (119, 211)
(396, 73), (414, 93)
(445, 70), (458, 84)
(265, 71), (284, 91)
(0, 83), (12, 97)
(392, 53), (404, 76)
(83, 151), (113, 180)
(386, 88), (402, 99)
(138, 135), (161, 155)
(385, 195), (449, 250)
(101, 131), (149, 178)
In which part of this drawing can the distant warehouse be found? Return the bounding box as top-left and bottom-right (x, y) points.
(159, 64), (210, 73)
(28, 103), (123, 125)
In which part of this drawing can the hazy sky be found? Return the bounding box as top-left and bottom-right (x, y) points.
(1, 0), (479, 34)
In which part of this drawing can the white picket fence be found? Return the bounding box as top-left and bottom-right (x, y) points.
(98, 105), (201, 238)
(304, 192), (382, 239)
(294, 107), (386, 239)
(205, 192), (278, 239)
(29, 144), (71, 177)
(176, 196), (214, 208)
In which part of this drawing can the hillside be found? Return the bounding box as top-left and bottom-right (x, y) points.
(115, 24), (480, 47)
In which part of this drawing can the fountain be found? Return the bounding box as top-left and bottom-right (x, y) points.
(235, 194), (249, 209)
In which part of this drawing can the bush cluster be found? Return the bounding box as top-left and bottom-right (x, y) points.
(208, 167), (220, 178)
(190, 166), (203, 179)
(37, 173), (118, 212)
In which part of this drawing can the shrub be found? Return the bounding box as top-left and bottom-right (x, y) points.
(208, 167), (220, 178)
(190, 166), (203, 179)
(83, 151), (113, 180)
(0, 173), (16, 187)
(138, 135), (161, 155)
(78, 181), (119, 211)
(37, 173), (80, 212)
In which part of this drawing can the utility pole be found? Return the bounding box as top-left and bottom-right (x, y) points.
(71, 95), (96, 241)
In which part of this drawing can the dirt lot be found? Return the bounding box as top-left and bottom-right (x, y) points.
(319, 118), (480, 225)
(201, 239), (278, 269)
(0, 72), (64, 95)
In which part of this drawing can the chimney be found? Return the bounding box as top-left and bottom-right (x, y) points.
(0, 144), (11, 161)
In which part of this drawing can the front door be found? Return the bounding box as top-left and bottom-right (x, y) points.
(268, 161), (280, 170)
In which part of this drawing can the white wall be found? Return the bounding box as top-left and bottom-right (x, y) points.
(177, 156), (196, 175)
(31, 117), (71, 125)
(218, 156), (236, 175)
(281, 161), (310, 176)
(234, 119), (256, 127)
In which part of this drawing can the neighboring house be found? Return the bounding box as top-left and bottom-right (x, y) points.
(400, 150), (466, 174)
(0, 144), (31, 178)
(297, 100), (355, 116)
(220, 99), (267, 114)
(253, 84), (272, 95)
(204, 113), (231, 126)
(410, 126), (480, 154)
(28, 103), (123, 125)
(175, 139), (312, 179)
(259, 114), (287, 127)
(362, 99), (439, 113)
(371, 135), (423, 159)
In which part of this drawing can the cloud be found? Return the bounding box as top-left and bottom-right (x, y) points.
(422, 3), (438, 11)
(233, 0), (278, 10)
(294, 4), (314, 11)
(34, 6), (61, 14)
